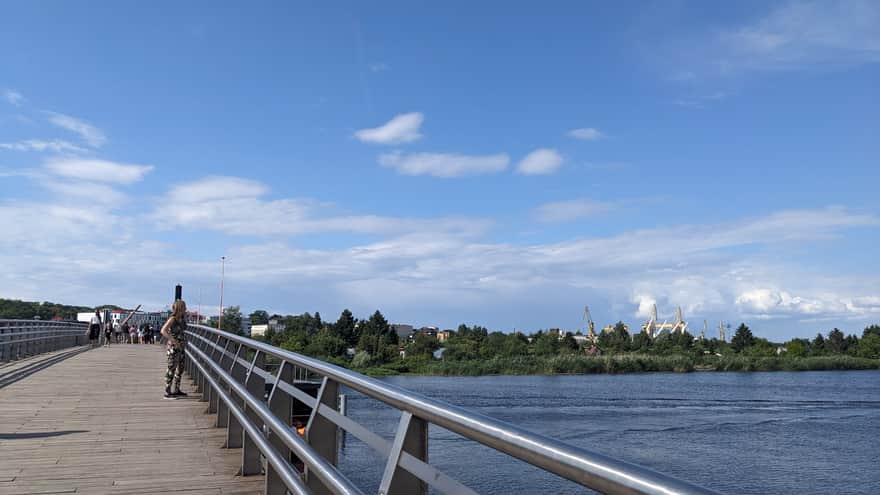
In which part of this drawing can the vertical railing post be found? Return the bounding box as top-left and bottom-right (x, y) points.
(207, 335), (223, 414)
(216, 339), (233, 428)
(266, 361), (294, 494)
(305, 376), (340, 494)
(227, 343), (246, 448)
(379, 411), (429, 495)
(241, 350), (265, 475)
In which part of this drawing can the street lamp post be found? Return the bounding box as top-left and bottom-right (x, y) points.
(217, 256), (225, 331)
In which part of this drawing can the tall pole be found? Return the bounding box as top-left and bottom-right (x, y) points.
(218, 256), (226, 331)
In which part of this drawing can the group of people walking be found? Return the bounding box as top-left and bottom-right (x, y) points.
(87, 310), (160, 348)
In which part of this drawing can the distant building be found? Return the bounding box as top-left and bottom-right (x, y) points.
(392, 324), (414, 341)
(572, 335), (590, 346)
(267, 317), (285, 332)
(602, 323), (630, 333)
(250, 324), (269, 337)
(417, 326), (437, 337)
(437, 330), (453, 343)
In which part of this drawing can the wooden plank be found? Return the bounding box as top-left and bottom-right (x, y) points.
(0, 345), (263, 494)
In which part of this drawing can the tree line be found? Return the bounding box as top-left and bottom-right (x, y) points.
(232, 306), (880, 371)
(0, 298), (94, 321)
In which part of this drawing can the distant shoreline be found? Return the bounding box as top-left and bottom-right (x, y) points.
(354, 354), (880, 377)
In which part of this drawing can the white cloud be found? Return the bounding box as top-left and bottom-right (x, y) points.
(46, 112), (107, 148)
(516, 148), (563, 175)
(665, 1), (880, 78)
(43, 181), (125, 205)
(3, 89), (24, 106)
(533, 198), (614, 223)
(0, 139), (87, 154)
(721, 1), (880, 71)
(354, 112), (424, 144)
(45, 158), (153, 184)
(378, 151), (509, 178)
(154, 175), (491, 236)
(566, 128), (605, 141)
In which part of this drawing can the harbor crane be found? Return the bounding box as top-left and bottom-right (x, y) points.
(584, 305), (596, 343)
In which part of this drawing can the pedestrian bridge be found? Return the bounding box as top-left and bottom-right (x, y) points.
(0, 320), (719, 495)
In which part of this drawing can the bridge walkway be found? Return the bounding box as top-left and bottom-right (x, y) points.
(0, 345), (263, 495)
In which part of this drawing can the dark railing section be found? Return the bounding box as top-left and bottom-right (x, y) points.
(185, 324), (719, 495)
(0, 319), (88, 362)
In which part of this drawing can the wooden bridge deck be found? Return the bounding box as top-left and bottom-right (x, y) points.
(0, 345), (263, 495)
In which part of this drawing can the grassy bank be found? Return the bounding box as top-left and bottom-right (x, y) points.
(352, 354), (880, 377)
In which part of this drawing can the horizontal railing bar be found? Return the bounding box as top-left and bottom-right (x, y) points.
(0, 328), (86, 335)
(0, 334), (85, 346)
(188, 324), (717, 495)
(187, 341), (365, 495)
(186, 349), (311, 495)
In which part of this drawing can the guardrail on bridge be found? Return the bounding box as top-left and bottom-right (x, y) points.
(0, 319), (88, 362)
(185, 324), (719, 495)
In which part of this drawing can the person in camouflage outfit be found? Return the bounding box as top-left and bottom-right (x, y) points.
(160, 299), (188, 399)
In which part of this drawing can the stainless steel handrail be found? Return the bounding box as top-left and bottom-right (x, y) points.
(0, 320), (88, 361)
(184, 324), (718, 495)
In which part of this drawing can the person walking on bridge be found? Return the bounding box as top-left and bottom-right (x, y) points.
(160, 300), (188, 399)
(88, 310), (101, 348)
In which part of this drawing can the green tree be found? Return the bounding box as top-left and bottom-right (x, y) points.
(862, 325), (880, 339)
(407, 333), (440, 358)
(533, 331), (560, 356)
(333, 309), (358, 346)
(811, 333), (826, 355)
(827, 328), (846, 354)
(730, 323), (755, 352)
(501, 333), (529, 357)
(858, 333), (880, 359)
(249, 310), (269, 325)
(356, 310), (397, 362)
(221, 306), (243, 335)
(597, 321), (629, 353)
(785, 338), (810, 357)
(305, 329), (347, 358)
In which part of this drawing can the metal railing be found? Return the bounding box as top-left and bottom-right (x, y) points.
(0, 319), (88, 362)
(185, 324), (719, 495)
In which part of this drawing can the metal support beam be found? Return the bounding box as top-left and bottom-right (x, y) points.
(306, 376), (339, 495)
(241, 350), (265, 475)
(227, 343), (246, 449)
(266, 361), (295, 495)
(378, 411), (428, 495)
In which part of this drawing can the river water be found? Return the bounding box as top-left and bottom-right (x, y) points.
(334, 370), (880, 494)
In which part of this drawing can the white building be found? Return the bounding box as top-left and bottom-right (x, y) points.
(250, 324), (269, 337)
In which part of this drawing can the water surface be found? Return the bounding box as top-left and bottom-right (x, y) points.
(334, 371), (880, 494)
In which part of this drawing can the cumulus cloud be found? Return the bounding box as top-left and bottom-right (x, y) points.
(378, 151), (509, 178)
(567, 128), (605, 141)
(46, 112), (107, 148)
(533, 198), (614, 223)
(3, 89), (24, 106)
(516, 148), (563, 175)
(154, 175), (491, 236)
(0, 139), (87, 154)
(45, 158), (153, 184)
(354, 112), (424, 144)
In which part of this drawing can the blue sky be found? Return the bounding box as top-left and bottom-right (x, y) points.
(1, 1), (878, 340)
